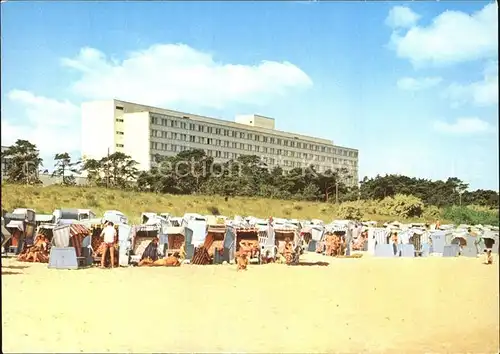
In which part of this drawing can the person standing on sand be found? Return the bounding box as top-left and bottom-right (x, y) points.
(100, 221), (117, 268)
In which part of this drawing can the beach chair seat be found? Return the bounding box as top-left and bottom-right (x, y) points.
(421, 243), (430, 257)
(375, 244), (396, 257)
(48, 247), (79, 269)
(443, 245), (460, 257)
(461, 246), (478, 257)
(400, 244), (415, 257)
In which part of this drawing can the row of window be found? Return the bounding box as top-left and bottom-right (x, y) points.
(150, 152), (356, 173)
(146, 129), (357, 158)
(146, 116), (357, 158)
(149, 141), (356, 166)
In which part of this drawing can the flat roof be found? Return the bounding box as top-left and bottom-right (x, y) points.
(108, 99), (358, 151)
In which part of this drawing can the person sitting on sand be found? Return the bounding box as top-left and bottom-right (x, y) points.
(153, 252), (182, 267)
(141, 237), (160, 263)
(239, 240), (252, 257)
(485, 250), (493, 265)
(100, 221), (117, 268)
(283, 237), (296, 264)
(484, 237), (495, 265)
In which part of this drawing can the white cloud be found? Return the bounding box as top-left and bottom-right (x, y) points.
(385, 6), (421, 29)
(432, 117), (491, 135)
(61, 44), (313, 109)
(443, 60), (498, 107)
(2, 90), (81, 168)
(389, 3), (498, 66)
(397, 76), (442, 91)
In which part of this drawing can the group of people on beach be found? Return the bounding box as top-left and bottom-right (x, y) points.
(96, 217), (495, 269)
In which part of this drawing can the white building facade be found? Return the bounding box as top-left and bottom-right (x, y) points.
(81, 99), (359, 185)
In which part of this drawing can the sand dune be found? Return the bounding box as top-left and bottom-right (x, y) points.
(2, 253), (499, 353)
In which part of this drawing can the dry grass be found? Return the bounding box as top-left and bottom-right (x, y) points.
(2, 253), (498, 353)
(1, 184), (435, 224)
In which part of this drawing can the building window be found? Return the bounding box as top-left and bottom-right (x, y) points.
(254, 135), (260, 141)
(224, 141), (229, 147)
(190, 135), (196, 142)
(277, 139), (282, 145)
(240, 132), (245, 138)
(116, 131), (124, 135)
(116, 144), (124, 148)
(215, 128), (221, 135)
(262, 136), (268, 143)
(116, 118), (124, 123)
(270, 137), (275, 144)
(248, 133), (253, 140)
(115, 106), (124, 110)
(207, 138), (213, 145)
(198, 125), (203, 132)
(190, 124), (195, 130)
(215, 151), (221, 157)
(284, 140), (288, 146)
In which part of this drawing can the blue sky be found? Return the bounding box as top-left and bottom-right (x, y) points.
(1, 1), (498, 190)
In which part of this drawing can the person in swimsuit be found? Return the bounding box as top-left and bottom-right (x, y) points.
(100, 221), (117, 268)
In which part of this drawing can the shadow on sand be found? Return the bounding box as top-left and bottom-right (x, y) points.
(3, 265), (30, 270)
(1, 271), (23, 275)
(290, 261), (330, 266)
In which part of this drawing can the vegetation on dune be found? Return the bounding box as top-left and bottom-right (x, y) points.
(1, 139), (498, 225)
(2, 184), (498, 226)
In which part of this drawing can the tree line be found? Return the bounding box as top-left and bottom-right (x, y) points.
(2, 139), (499, 209)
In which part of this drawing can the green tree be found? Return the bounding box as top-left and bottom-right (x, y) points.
(52, 152), (81, 185)
(3, 139), (43, 185)
(80, 158), (104, 186)
(100, 152), (139, 188)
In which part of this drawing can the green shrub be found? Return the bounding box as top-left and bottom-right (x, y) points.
(380, 194), (424, 218)
(337, 201), (364, 220)
(442, 206), (499, 226)
(207, 205), (220, 215)
(422, 205), (441, 220)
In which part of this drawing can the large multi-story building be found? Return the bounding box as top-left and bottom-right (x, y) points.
(81, 99), (359, 184)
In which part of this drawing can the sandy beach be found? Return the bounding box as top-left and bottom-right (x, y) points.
(2, 253), (499, 354)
